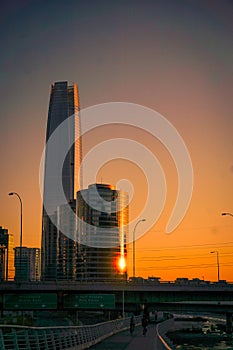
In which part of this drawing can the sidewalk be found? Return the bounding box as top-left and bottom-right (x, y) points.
(89, 324), (156, 350)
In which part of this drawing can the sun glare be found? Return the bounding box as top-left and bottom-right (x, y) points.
(118, 256), (126, 272)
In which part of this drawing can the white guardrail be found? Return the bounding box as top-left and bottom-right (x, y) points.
(0, 316), (142, 350)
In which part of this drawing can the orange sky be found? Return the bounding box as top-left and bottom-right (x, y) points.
(0, 0), (232, 282)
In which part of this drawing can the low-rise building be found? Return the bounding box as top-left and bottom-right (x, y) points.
(0, 226), (14, 280)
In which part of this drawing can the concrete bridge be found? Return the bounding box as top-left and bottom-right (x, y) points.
(0, 281), (233, 307)
(0, 316), (176, 350)
(0, 281), (233, 333)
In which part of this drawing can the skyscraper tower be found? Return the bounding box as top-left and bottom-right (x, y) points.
(41, 81), (82, 280)
(76, 184), (128, 281)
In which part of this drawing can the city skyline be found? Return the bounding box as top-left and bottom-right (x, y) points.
(0, 0), (232, 281)
(41, 81), (129, 282)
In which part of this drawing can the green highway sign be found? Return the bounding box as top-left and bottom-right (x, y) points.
(3, 293), (57, 310)
(64, 294), (115, 309)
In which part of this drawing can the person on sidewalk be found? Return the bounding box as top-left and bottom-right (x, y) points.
(130, 315), (135, 335)
(141, 315), (148, 336)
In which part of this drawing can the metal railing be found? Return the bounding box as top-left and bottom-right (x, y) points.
(0, 315), (142, 350)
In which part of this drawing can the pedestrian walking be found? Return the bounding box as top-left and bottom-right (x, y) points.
(130, 315), (135, 335)
(142, 315), (148, 336)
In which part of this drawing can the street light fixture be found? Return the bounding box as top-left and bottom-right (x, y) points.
(9, 192), (23, 278)
(133, 218), (146, 278)
(210, 251), (220, 282)
(221, 212), (233, 217)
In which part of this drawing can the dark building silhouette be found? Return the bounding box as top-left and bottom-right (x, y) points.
(56, 200), (77, 280)
(41, 81), (82, 280)
(0, 226), (14, 281)
(14, 247), (40, 281)
(76, 184), (128, 281)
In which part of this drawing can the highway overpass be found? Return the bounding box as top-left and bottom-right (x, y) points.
(1, 281), (232, 333)
(0, 281), (233, 311)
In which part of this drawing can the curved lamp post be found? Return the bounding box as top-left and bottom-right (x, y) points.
(210, 251), (220, 282)
(217, 213), (233, 283)
(9, 192), (23, 276)
(133, 219), (146, 278)
(222, 212), (233, 217)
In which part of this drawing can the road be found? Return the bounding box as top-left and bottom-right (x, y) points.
(89, 324), (157, 350)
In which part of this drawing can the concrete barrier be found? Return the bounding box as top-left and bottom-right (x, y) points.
(155, 319), (175, 350)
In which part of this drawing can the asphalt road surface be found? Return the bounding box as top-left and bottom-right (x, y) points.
(89, 324), (157, 350)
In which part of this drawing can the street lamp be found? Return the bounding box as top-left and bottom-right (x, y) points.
(9, 192), (23, 278)
(222, 212), (233, 217)
(133, 219), (146, 278)
(210, 251), (220, 282)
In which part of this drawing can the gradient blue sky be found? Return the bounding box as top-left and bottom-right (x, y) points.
(0, 0), (232, 280)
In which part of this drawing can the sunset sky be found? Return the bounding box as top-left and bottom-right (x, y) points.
(0, 0), (232, 282)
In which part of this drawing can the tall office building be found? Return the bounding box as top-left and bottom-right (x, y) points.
(56, 200), (77, 280)
(41, 81), (82, 280)
(14, 247), (40, 281)
(0, 226), (14, 281)
(76, 184), (128, 281)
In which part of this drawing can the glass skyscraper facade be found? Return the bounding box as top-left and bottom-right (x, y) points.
(76, 184), (128, 281)
(56, 200), (77, 280)
(41, 81), (82, 280)
(14, 247), (40, 281)
(41, 82), (128, 282)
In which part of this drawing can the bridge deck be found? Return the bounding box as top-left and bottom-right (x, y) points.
(89, 324), (157, 350)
